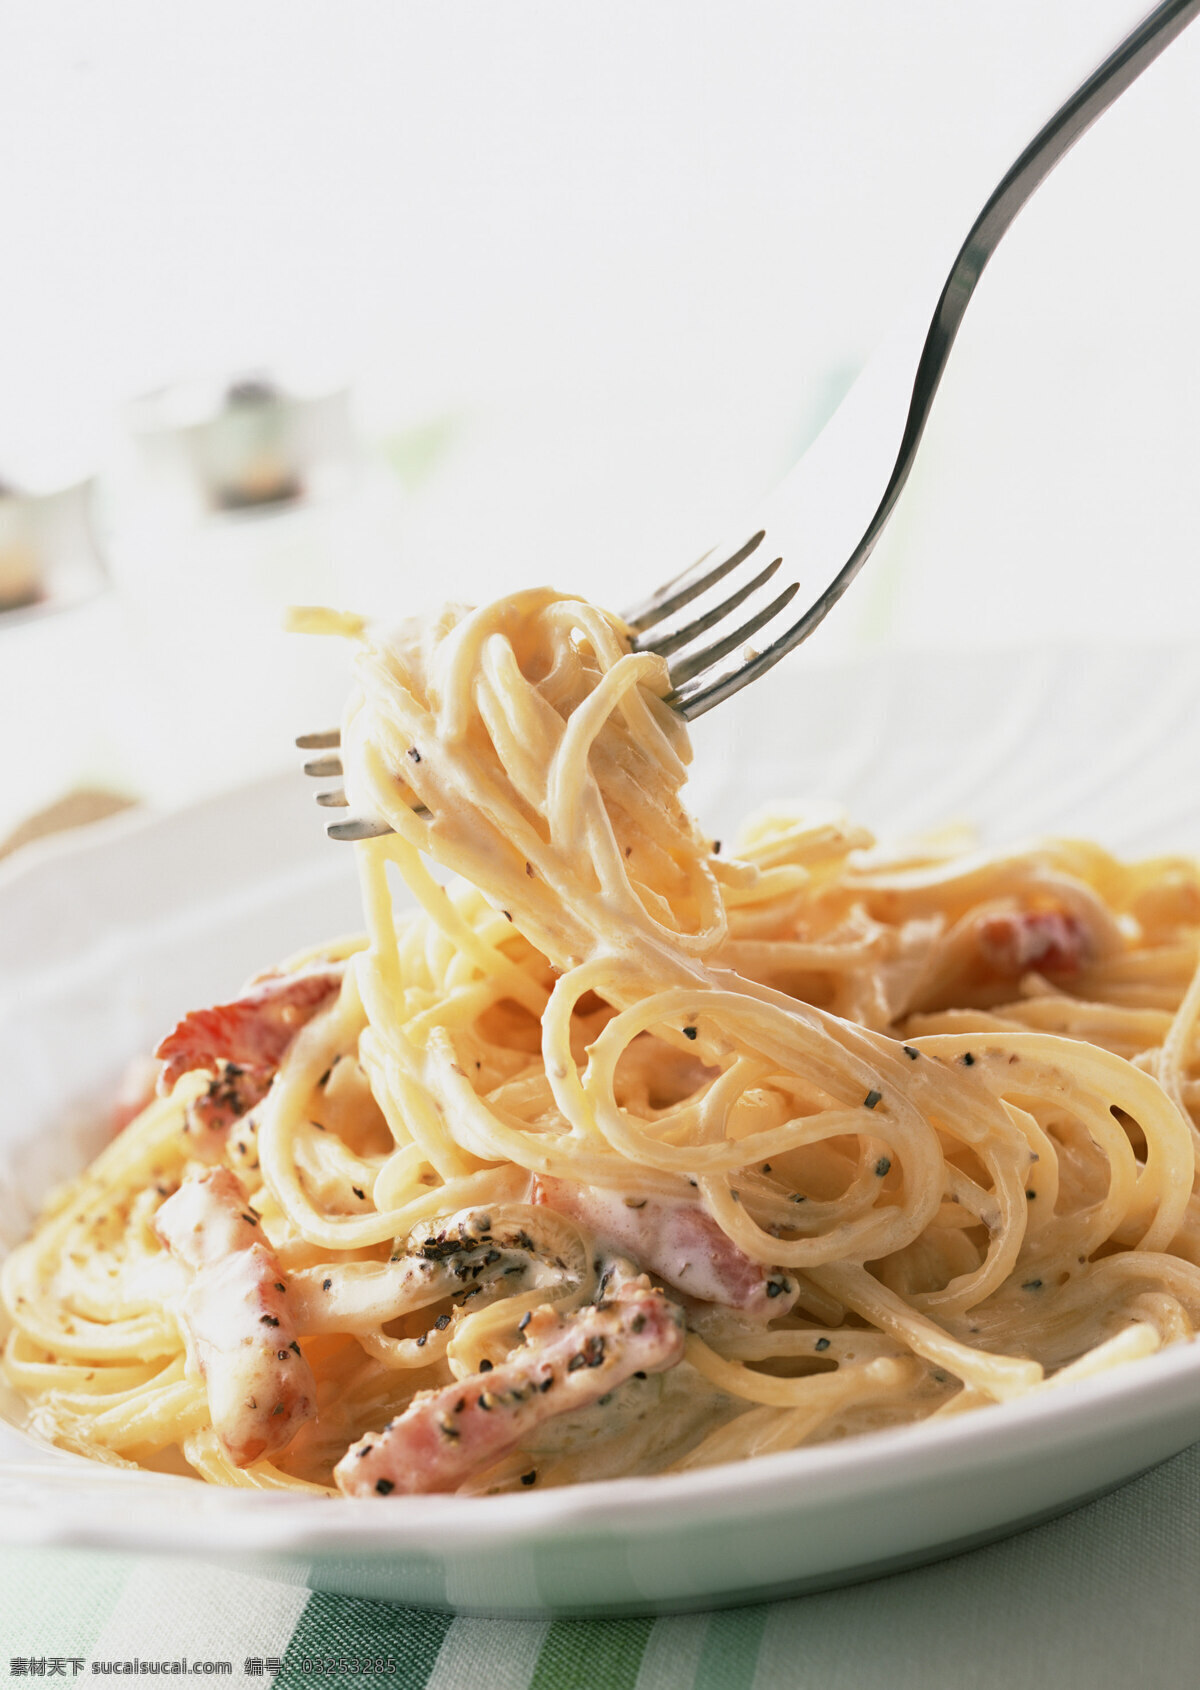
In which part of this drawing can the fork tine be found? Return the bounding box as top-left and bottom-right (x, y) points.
(303, 754), (343, 778)
(667, 580), (800, 689)
(621, 531), (766, 635)
(315, 789), (349, 807)
(296, 729), (341, 750)
(326, 817), (395, 841)
(672, 570), (855, 719)
(673, 510), (901, 721)
(672, 634), (801, 720)
(634, 557), (783, 659)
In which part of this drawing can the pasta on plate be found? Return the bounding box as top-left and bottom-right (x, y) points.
(6, 589), (1200, 1497)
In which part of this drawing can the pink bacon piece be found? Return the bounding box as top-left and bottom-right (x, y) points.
(185, 1065), (272, 1153)
(155, 965), (344, 1091)
(335, 1278), (685, 1497)
(975, 910), (1089, 979)
(533, 1176), (798, 1321)
(154, 1168), (316, 1467)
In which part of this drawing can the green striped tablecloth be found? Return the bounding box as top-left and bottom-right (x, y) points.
(5, 1437), (1200, 1690)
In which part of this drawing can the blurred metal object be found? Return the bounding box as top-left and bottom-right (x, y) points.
(0, 471), (106, 625)
(124, 368), (359, 514)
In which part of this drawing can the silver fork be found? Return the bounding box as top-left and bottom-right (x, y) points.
(302, 0), (1198, 841)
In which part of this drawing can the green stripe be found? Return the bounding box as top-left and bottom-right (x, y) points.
(0, 1546), (135, 1661)
(529, 1617), (654, 1690)
(694, 1606), (769, 1690)
(275, 1591), (454, 1690)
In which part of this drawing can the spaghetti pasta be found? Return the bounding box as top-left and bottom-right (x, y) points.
(6, 587), (1200, 1496)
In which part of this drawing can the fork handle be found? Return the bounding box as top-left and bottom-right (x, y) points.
(922, 0), (1199, 440)
(678, 0), (1199, 718)
(849, 0), (1200, 600)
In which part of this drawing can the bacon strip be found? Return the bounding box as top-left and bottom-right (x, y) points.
(334, 1278), (685, 1496)
(154, 1168), (316, 1467)
(533, 1176), (798, 1321)
(183, 1065), (272, 1156)
(155, 966), (344, 1091)
(975, 910), (1089, 979)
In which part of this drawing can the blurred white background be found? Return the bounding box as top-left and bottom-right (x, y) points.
(1, 0), (1198, 838)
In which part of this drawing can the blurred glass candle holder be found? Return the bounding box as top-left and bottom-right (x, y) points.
(122, 368), (359, 519)
(0, 470), (107, 624)
(0, 463), (136, 848)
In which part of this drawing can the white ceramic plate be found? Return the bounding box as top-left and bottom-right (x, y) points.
(3, 642), (1200, 1615)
